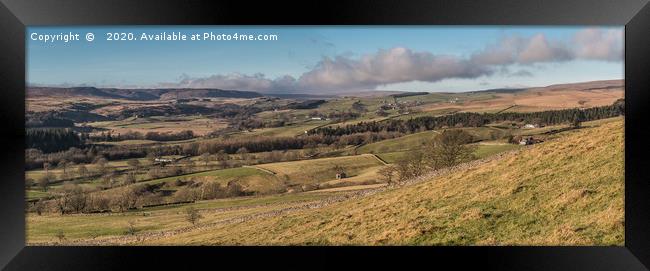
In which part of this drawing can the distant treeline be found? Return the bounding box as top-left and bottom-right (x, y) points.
(90, 130), (196, 142)
(283, 100), (327, 110)
(25, 116), (74, 128)
(25, 128), (82, 153)
(144, 130), (195, 141)
(310, 99), (625, 137)
(183, 135), (336, 155)
(25, 145), (147, 170)
(191, 131), (403, 155)
(391, 92), (429, 98)
(26, 111), (110, 128)
(25, 131), (403, 170)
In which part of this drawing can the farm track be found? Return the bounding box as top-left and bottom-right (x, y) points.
(38, 148), (520, 246)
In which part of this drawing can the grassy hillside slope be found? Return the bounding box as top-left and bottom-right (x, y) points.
(255, 154), (384, 185)
(152, 118), (624, 245)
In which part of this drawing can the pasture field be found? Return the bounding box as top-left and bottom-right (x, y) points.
(111, 166), (287, 195)
(25, 155), (183, 181)
(416, 82), (623, 115)
(26, 191), (340, 244)
(240, 120), (329, 137)
(25, 79), (625, 246)
(138, 118), (623, 245)
(143, 167), (273, 186)
(357, 130), (439, 154)
(357, 126), (511, 155)
(255, 154), (385, 185)
(374, 143), (521, 164)
(86, 115), (228, 136)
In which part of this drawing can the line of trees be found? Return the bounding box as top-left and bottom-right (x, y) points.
(89, 130), (196, 142)
(25, 146), (147, 170)
(309, 99), (625, 137)
(25, 128), (83, 153)
(28, 177), (256, 215)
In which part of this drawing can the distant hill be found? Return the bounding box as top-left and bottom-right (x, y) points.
(27, 87), (263, 100)
(466, 88), (528, 94)
(462, 80), (623, 94)
(336, 90), (406, 98)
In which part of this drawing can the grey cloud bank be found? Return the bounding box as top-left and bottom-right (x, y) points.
(152, 28), (622, 93)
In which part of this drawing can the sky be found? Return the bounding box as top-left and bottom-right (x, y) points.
(26, 26), (624, 93)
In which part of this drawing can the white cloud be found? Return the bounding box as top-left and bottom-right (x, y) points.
(138, 28), (625, 93)
(157, 73), (298, 92)
(471, 29), (622, 66)
(573, 28), (623, 61)
(517, 34), (572, 64)
(297, 47), (492, 91)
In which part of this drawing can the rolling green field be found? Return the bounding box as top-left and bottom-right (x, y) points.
(26, 191), (340, 244)
(25, 79), (625, 246)
(144, 167), (271, 185)
(86, 115), (228, 136)
(138, 118), (623, 245)
(357, 130), (439, 154)
(375, 143), (521, 164)
(357, 126), (511, 155)
(255, 154), (385, 185)
(241, 120), (328, 137)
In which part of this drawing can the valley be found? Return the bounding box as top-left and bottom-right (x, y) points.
(24, 79), (625, 245)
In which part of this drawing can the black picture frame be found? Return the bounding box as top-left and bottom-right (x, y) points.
(1, 0), (649, 270)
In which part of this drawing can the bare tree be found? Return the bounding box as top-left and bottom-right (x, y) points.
(423, 129), (476, 169)
(54, 191), (71, 215)
(236, 147), (250, 163)
(147, 167), (162, 179)
(112, 185), (143, 212)
(94, 157), (110, 175)
(146, 152), (157, 165)
(216, 150), (228, 162)
(89, 194), (111, 212)
(225, 181), (245, 197)
(123, 171), (137, 185)
(59, 159), (69, 174)
(101, 173), (117, 189)
(37, 172), (55, 192)
(174, 187), (199, 202)
(127, 159), (141, 170)
(185, 160), (196, 173)
(396, 151), (426, 181)
(77, 164), (89, 179)
(68, 185), (88, 213)
(377, 165), (397, 184)
(34, 199), (45, 215)
(201, 182), (224, 200)
(185, 207), (202, 225)
(200, 152), (212, 167)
